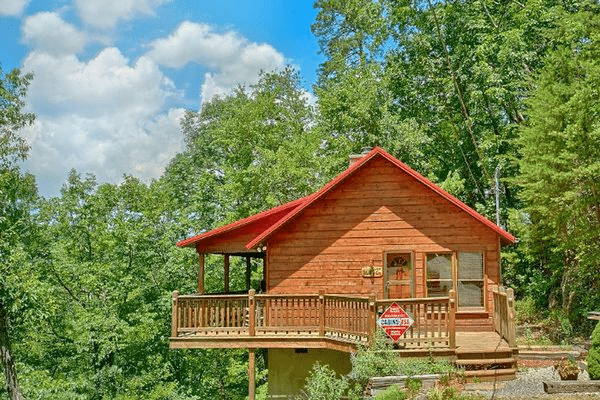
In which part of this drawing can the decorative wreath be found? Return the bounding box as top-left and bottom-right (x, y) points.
(390, 256), (410, 270)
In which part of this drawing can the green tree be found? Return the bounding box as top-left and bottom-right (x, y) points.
(19, 172), (201, 399)
(0, 65), (36, 400)
(518, 1), (600, 329)
(166, 67), (323, 224)
(312, 0), (582, 217)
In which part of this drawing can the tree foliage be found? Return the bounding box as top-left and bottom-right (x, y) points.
(2, 1), (600, 397)
(518, 1), (600, 328)
(1, 65), (36, 400)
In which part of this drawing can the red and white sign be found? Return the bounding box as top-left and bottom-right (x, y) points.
(378, 302), (414, 342)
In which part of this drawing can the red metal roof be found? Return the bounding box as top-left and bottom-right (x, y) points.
(177, 147), (516, 250)
(176, 195), (311, 248)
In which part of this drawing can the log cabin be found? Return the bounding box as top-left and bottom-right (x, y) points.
(171, 147), (518, 399)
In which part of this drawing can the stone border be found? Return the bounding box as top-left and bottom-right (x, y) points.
(543, 380), (600, 394)
(367, 374), (440, 396)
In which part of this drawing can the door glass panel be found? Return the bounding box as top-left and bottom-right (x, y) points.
(386, 253), (412, 298)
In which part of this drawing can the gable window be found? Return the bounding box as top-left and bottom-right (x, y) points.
(426, 253), (453, 298)
(457, 252), (484, 307)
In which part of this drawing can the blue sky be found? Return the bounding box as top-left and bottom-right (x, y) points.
(0, 0), (324, 196)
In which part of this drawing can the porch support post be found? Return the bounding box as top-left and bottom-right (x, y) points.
(246, 256), (251, 291)
(248, 348), (256, 400)
(224, 254), (230, 293)
(262, 257), (267, 292)
(197, 251), (205, 294)
(448, 289), (456, 349)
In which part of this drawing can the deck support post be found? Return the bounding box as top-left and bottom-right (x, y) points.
(318, 290), (325, 337)
(171, 291), (179, 338)
(246, 257), (251, 291)
(248, 348), (256, 400)
(448, 289), (456, 349)
(368, 293), (377, 345)
(197, 252), (205, 294)
(224, 254), (230, 293)
(249, 289), (256, 336)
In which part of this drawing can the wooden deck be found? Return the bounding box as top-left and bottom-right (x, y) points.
(170, 289), (517, 356)
(456, 331), (511, 353)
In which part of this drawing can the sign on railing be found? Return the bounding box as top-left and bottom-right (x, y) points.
(378, 302), (414, 341)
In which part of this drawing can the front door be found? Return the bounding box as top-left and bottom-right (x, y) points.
(385, 252), (413, 299)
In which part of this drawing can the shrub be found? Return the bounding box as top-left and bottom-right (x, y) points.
(588, 321), (600, 380)
(514, 297), (540, 325)
(405, 377), (422, 394)
(374, 384), (408, 400)
(302, 362), (348, 400)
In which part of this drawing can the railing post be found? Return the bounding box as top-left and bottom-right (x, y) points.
(492, 288), (498, 333)
(368, 293), (377, 345)
(249, 289), (256, 336)
(448, 289), (456, 349)
(319, 290), (325, 337)
(171, 290), (179, 338)
(507, 288), (516, 347)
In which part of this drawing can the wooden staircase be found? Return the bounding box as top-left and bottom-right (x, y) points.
(454, 348), (518, 381)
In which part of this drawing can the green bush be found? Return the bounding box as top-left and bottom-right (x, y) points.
(405, 377), (422, 394)
(302, 362), (348, 400)
(374, 384), (408, 400)
(588, 321), (600, 380)
(514, 297), (540, 325)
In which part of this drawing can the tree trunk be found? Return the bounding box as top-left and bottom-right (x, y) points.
(0, 300), (25, 400)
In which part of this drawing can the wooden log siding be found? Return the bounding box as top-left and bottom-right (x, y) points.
(171, 291), (455, 349)
(492, 287), (516, 347)
(266, 157), (500, 304)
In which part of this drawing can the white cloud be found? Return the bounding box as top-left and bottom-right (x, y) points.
(74, 0), (167, 28)
(22, 49), (184, 196)
(22, 12), (87, 56)
(147, 22), (243, 69)
(147, 21), (286, 102)
(0, 0), (29, 16)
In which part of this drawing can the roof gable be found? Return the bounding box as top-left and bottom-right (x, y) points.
(177, 147), (516, 250)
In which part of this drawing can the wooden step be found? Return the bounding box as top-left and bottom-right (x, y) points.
(455, 349), (517, 360)
(455, 357), (516, 367)
(455, 318), (494, 332)
(463, 368), (517, 382)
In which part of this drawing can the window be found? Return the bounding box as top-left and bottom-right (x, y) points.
(457, 252), (484, 307)
(426, 253), (453, 298)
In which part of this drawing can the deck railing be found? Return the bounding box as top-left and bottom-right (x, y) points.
(492, 286), (516, 347)
(171, 290), (455, 349)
